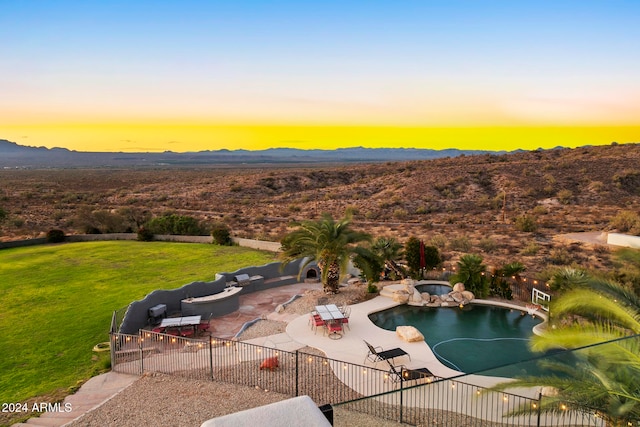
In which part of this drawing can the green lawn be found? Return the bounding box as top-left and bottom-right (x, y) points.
(0, 241), (278, 403)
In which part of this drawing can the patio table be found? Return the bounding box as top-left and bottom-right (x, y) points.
(160, 315), (201, 336)
(315, 304), (345, 339)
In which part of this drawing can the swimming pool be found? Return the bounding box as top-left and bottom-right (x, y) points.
(369, 303), (546, 377)
(414, 283), (453, 295)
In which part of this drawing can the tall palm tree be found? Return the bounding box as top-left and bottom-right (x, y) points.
(279, 212), (372, 294)
(490, 269), (640, 425)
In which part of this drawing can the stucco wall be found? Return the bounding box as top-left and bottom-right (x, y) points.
(607, 232), (640, 248)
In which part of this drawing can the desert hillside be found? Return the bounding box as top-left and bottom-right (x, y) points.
(1, 143), (638, 278)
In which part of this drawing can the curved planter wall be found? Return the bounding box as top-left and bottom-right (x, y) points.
(118, 258), (319, 334)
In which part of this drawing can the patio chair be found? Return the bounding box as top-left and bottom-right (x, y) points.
(340, 307), (351, 331)
(385, 362), (434, 383)
(326, 320), (343, 338)
(310, 313), (325, 334)
(363, 340), (410, 365)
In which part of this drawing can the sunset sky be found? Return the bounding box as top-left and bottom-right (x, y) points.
(1, 1), (639, 152)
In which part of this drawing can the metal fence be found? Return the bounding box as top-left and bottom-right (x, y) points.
(335, 377), (606, 427)
(111, 330), (392, 406)
(110, 330), (639, 426)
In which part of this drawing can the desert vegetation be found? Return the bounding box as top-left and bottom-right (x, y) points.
(0, 143), (639, 280)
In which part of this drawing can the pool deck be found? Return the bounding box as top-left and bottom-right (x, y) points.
(248, 292), (547, 391)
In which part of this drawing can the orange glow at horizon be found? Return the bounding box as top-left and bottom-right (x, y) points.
(1, 123), (638, 153)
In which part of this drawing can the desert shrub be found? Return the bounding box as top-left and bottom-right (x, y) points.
(491, 192), (506, 210)
(429, 234), (447, 249)
(449, 236), (472, 252)
(515, 214), (538, 232)
(613, 169), (640, 194)
(146, 214), (206, 235)
(367, 283), (379, 294)
(588, 180), (604, 192)
(392, 208), (408, 219)
(46, 229), (66, 243)
(288, 204), (301, 212)
(557, 189), (573, 205)
(521, 241), (540, 255)
(415, 206), (428, 215)
(543, 173), (556, 186)
(532, 205), (547, 215)
(137, 227), (154, 241)
(610, 210), (640, 235)
(0, 207), (7, 222)
(84, 226), (102, 234)
(478, 237), (498, 253)
(211, 223), (233, 246)
(547, 247), (573, 265)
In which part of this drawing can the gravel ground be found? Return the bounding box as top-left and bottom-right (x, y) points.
(66, 284), (508, 426)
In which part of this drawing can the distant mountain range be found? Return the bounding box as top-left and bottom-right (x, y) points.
(0, 139), (516, 168)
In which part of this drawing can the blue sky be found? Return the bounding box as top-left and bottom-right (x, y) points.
(1, 1), (639, 151)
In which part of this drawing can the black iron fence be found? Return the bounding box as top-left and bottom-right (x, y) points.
(110, 330), (639, 426)
(422, 268), (554, 306)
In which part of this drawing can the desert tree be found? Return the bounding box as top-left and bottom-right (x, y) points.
(279, 212), (373, 294)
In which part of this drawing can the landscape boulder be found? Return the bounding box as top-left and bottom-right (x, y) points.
(461, 290), (475, 301)
(453, 282), (466, 292)
(396, 326), (424, 342)
(392, 291), (410, 304)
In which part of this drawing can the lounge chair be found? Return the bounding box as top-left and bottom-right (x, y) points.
(386, 362), (434, 383)
(363, 340), (410, 365)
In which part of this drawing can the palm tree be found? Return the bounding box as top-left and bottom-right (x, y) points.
(490, 269), (640, 425)
(372, 237), (406, 279)
(279, 212), (372, 294)
(449, 254), (488, 298)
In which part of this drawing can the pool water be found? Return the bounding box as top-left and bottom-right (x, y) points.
(414, 283), (453, 295)
(369, 304), (546, 377)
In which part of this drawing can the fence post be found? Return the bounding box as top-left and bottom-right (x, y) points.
(399, 378), (404, 423)
(209, 336), (214, 381)
(536, 392), (542, 427)
(295, 350), (299, 397)
(139, 331), (144, 375)
(109, 332), (115, 372)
